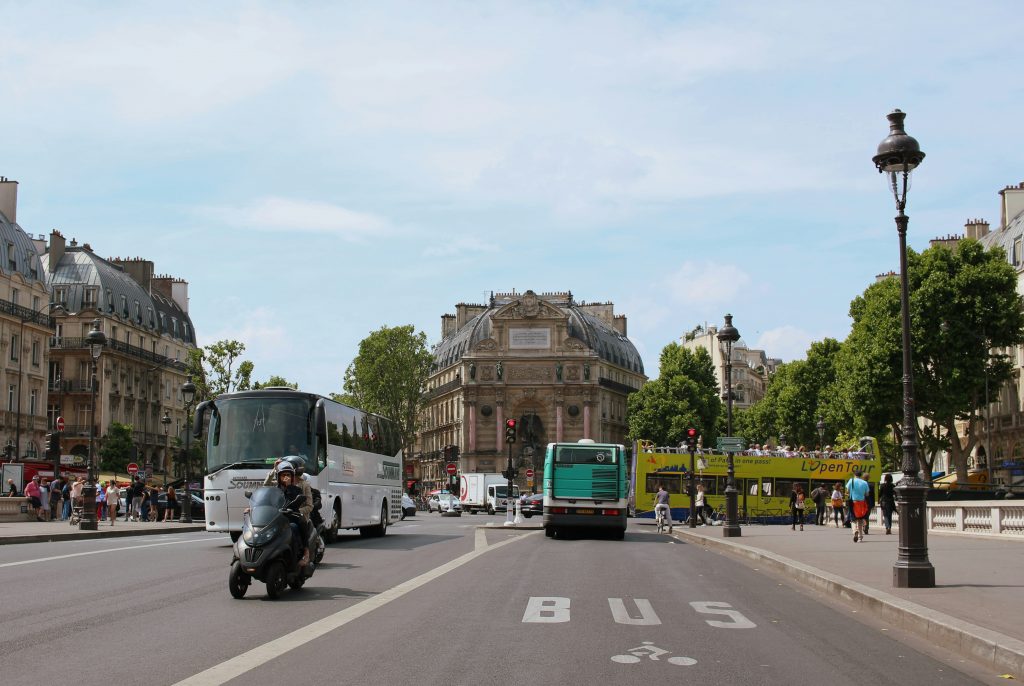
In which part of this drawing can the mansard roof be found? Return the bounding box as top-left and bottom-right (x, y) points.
(0, 211), (49, 288)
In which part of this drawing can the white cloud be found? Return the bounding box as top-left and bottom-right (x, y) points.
(662, 261), (752, 308)
(755, 326), (815, 362)
(422, 236), (499, 259)
(201, 197), (391, 239)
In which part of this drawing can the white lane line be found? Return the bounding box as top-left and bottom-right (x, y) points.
(0, 537), (214, 568)
(174, 530), (540, 686)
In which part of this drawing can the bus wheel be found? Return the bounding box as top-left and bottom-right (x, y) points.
(544, 527), (554, 538)
(324, 503), (340, 543)
(229, 531), (241, 543)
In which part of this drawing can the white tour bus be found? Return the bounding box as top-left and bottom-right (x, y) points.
(194, 388), (403, 542)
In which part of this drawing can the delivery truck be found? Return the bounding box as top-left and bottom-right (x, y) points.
(459, 472), (520, 514)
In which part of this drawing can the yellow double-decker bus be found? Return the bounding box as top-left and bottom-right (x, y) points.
(633, 437), (882, 524)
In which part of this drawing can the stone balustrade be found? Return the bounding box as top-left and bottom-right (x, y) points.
(0, 497), (36, 522)
(884, 500), (1024, 537)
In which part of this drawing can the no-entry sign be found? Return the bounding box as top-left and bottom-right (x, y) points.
(525, 468), (534, 478)
(55, 416), (65, 432)
(445, 463), (457, 475)
(127, 463), (139, 475)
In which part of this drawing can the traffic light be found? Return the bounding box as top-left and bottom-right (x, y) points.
(502, 468), (519, 480)
(45, 433), (61, 459)
(448, 474), (460, 495)
(686, 428), (698, 453)
(505, 418), (517, 444)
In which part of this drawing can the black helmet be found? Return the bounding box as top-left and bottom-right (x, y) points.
(283, 455), (306, 475)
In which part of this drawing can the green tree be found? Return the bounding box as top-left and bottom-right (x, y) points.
(99, 422), (135, 473)
(186, 340), (255, 401)
(342, 325), (433, 457)
(837, 239), (1024, 483)
(253, 375), (298, 390)
(627, 343), (720, 446)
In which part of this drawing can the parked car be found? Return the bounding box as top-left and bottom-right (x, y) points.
(428, 494), (461, 514)
(401, 494), (416, 519)
(520, 493), (543, 518)
(156, 491), (205, 521)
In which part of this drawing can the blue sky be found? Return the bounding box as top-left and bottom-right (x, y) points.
(2, 1), (1022, 395)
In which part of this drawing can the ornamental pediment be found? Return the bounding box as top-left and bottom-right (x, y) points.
(492, 290), (567, 321)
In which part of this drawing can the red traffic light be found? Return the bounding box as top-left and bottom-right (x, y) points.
(506, 419), (517, 428)
(687, 428), (697, 437)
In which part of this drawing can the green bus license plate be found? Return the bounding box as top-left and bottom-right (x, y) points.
(576, 508), (594, 515)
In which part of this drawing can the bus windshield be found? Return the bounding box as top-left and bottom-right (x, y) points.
(206, 397), (315, 472)
(554, 445), (618, 464)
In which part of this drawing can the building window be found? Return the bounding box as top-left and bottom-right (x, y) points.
(1015, 238), (1022, 267)
(9, 334), (17, 361)
(54, 287), (68, 305)
(106, 289), (113, 312)
(29, 389), (37, 416)
(31, 339), (39, 366)
(120, 295), (128, 317)
(7, 385), (14, 411)
(83, 288), (98, 306)
(7, 243), (15, 271)
(10, 287), (17, 306)
(47, 403), (60, 429)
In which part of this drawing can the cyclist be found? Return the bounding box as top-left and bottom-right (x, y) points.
(654, 483), (672, 533)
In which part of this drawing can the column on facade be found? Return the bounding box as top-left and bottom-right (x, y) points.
(467, 400), (477, 453)
(555, 401), (564, 443)
(583, 401), (591, 440)
(496, 403), (504, 448)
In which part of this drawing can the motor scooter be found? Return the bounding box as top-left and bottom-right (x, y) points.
(229, 487), (317, 599)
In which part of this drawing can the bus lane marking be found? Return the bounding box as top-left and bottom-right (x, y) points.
(174, 529), (540, 686)
(608, 598), (661, 625)
(689, 601), (757, 628)
(522, 597), (755, 629)
(0, 537), (213, 568)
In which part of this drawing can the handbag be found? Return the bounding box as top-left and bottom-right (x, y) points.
(794, 495), (805, 510)
(831, 497), (843, 508)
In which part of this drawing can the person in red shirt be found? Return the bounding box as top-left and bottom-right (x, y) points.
(24, 476), (43, 521)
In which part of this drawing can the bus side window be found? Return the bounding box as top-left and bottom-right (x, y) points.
(761, 480), (773, 497)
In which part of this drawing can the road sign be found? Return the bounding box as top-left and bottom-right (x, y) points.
(525, 468), (534, 478)
(127, 463), (139, 475)
(445, 462), (457, 475)
(55, 416), (65, 432)
(716, 436), (746, 452)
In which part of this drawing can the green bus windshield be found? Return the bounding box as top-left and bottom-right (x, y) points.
(554, 445), (618, 465)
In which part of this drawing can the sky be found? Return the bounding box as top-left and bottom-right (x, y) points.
(2, 1), (1022, 396)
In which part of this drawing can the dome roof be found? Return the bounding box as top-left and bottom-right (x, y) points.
(432, 291), (644, 374)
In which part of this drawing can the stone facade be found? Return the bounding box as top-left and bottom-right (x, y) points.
(413, 290), (646, 493)
(680, 323), (779, 410)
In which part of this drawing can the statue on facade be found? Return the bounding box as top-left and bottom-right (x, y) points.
(469, 363), (476, 380)
(496, 361), (503, 380)
(583, 363), (590, 381)
(555, 362), (563, 381)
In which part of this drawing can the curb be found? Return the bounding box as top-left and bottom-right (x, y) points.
(672, 529), (1024, 676)
(0, 525), (208, 545)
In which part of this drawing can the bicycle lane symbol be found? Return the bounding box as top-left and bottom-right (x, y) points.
(610, 642), (697, 666)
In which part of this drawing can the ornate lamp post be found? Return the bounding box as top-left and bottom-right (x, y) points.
(79, 319), (106, 531)
(873, 109), (935, 588)
(179, 381), (196, 523)
(816, 416), (826, 455)
(161, 410), (171, 486)
(717, 314), (741, 538)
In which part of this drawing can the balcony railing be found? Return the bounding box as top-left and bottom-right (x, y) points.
(0, 300), (56, 328)
(49, 337), (187, 371)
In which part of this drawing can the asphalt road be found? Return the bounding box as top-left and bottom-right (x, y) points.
(0, 513), (1003, 685)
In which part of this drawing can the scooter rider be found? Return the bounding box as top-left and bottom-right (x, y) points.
(264, 461), (311, 567)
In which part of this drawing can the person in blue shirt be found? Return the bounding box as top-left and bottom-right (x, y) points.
(845, 470), (870, 542)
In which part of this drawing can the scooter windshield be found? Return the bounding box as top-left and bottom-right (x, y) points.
(248, 487), (286, 527)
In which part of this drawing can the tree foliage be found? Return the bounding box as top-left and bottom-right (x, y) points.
(837, 239), (1024, 481)
(99, 421), (135, 473)
(253, 375), (298, 390)
(342, 325), (433, 457)
(186, 340), (254, 402)
(628, 343), (720, 446)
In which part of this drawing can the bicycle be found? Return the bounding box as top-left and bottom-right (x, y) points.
(654, 506), (672, 533)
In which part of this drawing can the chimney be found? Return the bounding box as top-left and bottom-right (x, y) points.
(441, 314), (456, 339)
(111, 257), (154, 293)
(964, 219), (990, 240)
(0, 177), (17, 224)
(1000, 182), (1024, 229)
(49, 230), (66, 273)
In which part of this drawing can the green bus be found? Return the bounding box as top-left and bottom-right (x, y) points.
(543, 439), (628, 539)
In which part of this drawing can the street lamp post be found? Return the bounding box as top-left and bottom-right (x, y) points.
(717, 314), (741, 538)
(179, 381), (196, 523)
(161, 410), (171, 486)
(816, 416), (826, 455)
(873, 108), (935, 588)
(79, 319), (106, 531)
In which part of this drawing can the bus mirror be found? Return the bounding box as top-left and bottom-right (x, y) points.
(193, 401), (212, 439)
(244, 491), (252, 499)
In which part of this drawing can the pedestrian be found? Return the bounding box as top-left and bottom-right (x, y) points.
(879, 473), (896, 534)
(830, 482), (844, 527)
(130, 478), (145, 521)
(49, 477), (63, 520)
(846, 469), (870, 542)
(149, 486), (160, 522)
(61, 478), (72, 519)
(810, 483), (828, 525)
(71, 477), (84, 514)
(164, 486), (177, 522)
(790, 484), (806, 531)
(863, 478), (876, 535)
(105, 481), (119, 526)
(24, 476), (44, 521)
(39, 479), (51, 521)
(5, 478), (17, 497)
(96, 481), (107, 520)
(694, 483), (708, 525)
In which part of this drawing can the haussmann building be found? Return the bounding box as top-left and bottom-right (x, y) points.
(414, 290), (647, 494)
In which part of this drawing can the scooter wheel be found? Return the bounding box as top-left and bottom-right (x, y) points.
(229, 561), (249, 599)
(288, 575), (306, 591)
(265, 561), (287, 599)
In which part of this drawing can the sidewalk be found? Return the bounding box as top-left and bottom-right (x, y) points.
(667, 521), (1024, 676)
(0, 517), (207, 545)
